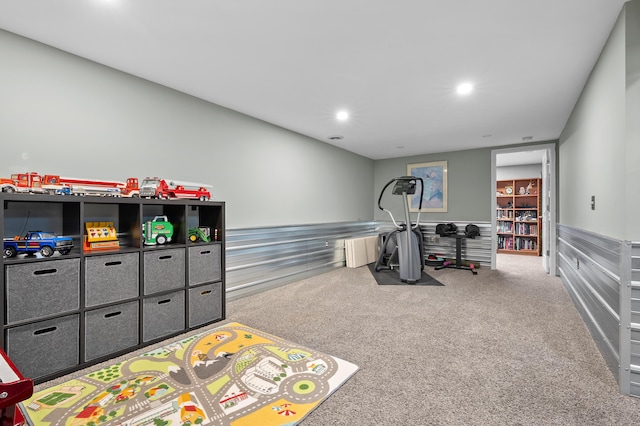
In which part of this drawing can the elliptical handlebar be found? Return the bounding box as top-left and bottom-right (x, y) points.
(377, 176), (424, 229)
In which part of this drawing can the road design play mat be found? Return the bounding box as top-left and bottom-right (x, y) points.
(23, 322), (359, 426)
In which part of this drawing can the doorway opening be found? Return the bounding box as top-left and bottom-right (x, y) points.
(491, 143), (557, 275)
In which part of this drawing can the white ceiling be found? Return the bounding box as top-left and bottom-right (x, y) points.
(496, 150), (545, 167)
(0, 0), (628, 160)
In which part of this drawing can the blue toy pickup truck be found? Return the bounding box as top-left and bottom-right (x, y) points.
(3, 231), (74, 258)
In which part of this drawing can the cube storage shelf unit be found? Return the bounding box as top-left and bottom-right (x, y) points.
(496, 178), (542, 256)
(1, 193), (225, 384)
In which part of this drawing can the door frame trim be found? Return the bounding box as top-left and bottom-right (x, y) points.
(491, 143), (557, 274)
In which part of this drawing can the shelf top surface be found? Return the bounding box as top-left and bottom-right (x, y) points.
(1, 193), (225, 206)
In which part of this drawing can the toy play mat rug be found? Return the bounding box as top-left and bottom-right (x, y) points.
(23, 322), (358, 426)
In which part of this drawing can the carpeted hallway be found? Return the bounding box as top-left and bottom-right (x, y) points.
(36, 254), (640, 425)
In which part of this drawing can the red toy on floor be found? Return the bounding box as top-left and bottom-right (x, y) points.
(0, 349), (33, 426)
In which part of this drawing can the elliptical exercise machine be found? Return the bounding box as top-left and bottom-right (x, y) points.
(374, 176), (425, 283)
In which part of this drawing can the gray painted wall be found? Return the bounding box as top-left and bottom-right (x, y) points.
(373, 148), (492, 223)
(559, 6), (630, 240)
(0, 30), (374, 228)
(625, 1), (640, 240)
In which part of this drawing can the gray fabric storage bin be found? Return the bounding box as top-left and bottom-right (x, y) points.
(143, 248), (185, 295)
(6, 314), (79, 380)
(188, 282), (223, 327)
(188, 244), (222, 286)
(84, 301), (139, 361)
(142, 290), (185, 342)
(85, 253), (139, 307)
(5, 258), (80, 324)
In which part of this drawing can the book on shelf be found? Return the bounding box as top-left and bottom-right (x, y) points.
(514, 237), (537, 251)
(515, 223), (538, 235)
(496, 209), (514, 219)
(497, 222), (513, 233)
(497, 235), (514, 250)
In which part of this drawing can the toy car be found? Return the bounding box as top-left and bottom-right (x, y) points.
(3, 231), (74, 258)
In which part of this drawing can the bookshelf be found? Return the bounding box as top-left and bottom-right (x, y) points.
(496, 178), (541, 256)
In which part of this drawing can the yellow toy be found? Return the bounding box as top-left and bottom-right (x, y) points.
(84, 221), (119, 250)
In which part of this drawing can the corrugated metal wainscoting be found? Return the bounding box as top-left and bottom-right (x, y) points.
(557, 224), (640, 397)
(226, 220), (493, 302)
(376, 221), (492, 267)
(225, 222), (378, 300)
(631, 242), (640, 397)
(419, 221), (493, 268)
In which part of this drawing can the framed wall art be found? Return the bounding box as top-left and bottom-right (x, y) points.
(406, 161), (447, 212)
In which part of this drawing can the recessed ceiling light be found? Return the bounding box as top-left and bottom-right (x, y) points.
(336, 110), (349, 121)
(328, 135), (344, 141)
(456, 82), (474, 95)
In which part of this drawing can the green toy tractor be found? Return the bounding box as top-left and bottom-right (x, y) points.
(188, 226), (211, 243)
